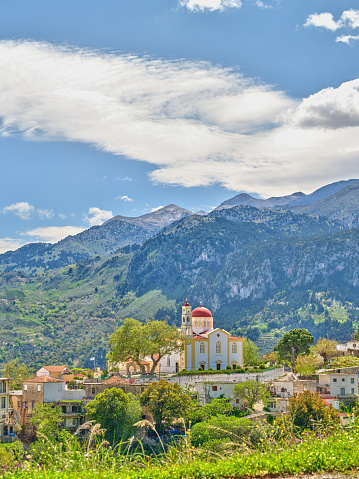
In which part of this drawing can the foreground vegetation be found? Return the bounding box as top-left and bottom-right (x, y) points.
(4, 422), (359, 478)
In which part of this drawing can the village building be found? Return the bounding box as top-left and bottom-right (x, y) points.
(83, 374), (148, 400)
(0, 378), (13, 441)
(318, 372), (359, 398)
(19, 376), (84, 433)
(36, 365), (71, 380)
(159, 302), (244, 373)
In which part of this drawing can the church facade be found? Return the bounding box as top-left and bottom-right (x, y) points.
(159, 302), (244, 373)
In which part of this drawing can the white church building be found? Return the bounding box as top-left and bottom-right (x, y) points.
(159, 301), (244, 373)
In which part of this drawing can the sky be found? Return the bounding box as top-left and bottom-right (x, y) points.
(1, 0), (359, 252)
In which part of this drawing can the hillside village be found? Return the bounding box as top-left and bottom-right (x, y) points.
(1, 301), (359, 445)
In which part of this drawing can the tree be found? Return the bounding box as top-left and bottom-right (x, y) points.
(243, 339), (260, 367)
(295, 354), (323, 377)
(140, 380), (194, 433)
(0, 359), (31, 389)
(312, 338), (337, 363)
(274, 329), (314, 370)
(262, 351), (280, 365)
(233, 379), (270, 411)
(86, 388), (141, 443)
(30, 403), (62, 439)
(191, 398), (234, 425)
(108, 318), (187, 375)
(289, 390), (340, 429)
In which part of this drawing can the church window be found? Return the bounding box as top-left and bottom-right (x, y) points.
(216, 341), (221, 353)
(232, 343), (237, 353)
(200, 343), (205, 353)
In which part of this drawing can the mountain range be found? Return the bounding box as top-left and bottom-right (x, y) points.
(1, 178), (359, 272)
(1, 178), (359, 368)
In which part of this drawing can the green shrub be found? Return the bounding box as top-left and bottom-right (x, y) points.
(226, 366), (231, 370)
(259, 364), (266, 370)
(191, 415), (264, 450)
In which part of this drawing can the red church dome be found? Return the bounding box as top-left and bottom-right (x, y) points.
(192, 304), (212, 318)
(184, 301), (190, 306)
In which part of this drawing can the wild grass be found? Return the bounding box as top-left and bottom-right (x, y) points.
(4, 417), (359, 479)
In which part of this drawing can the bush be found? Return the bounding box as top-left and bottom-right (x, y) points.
(191, 415), (264, 449)
(190, 398), (234, 425)
(0, 442), (25, 467)
(259, 364), (266, 370)
(289, 390), (340, 429)
(226, 366), (232, 370)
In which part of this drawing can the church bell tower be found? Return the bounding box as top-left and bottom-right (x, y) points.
(181, 301), (193, 338)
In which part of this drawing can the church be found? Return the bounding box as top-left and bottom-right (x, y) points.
(159, 301), (244, 373)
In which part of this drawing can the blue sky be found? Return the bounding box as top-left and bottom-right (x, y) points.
(1, 0), (359, 252)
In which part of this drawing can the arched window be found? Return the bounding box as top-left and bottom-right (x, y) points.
(232, 343), (237, 353)
(200, 342), (205, 353)
(216, 341), (221, 353)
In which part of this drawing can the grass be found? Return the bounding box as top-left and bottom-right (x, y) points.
(6, 423), (359, 479)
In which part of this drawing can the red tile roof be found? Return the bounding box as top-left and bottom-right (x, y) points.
(103, 375), (128, 385)
(41, 366), (70, 373)
(24, 376), (62, 383)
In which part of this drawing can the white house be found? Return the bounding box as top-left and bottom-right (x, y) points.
(194, 380), (245, 407)
(318, 373), (358, 397)
(159, 302), (244, 373)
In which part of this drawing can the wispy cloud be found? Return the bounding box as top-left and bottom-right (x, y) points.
(3, 202), (34, 219)
(1, 41), (359, 196)
(151, 206), (164, 212)
(179, 0), (242, 12)
(116, 195), (134, 202)
(116, 177), (132, 181)
(336, 34), (359, 45)
(23, 226), (85, 243)
(304, 9), (359, 44)
(0, 238), (27, 254)
(83, 207), (113, 226)
(37, 208), (54, 220)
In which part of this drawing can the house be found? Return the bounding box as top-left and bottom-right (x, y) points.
(57, 401), (84, 431)
(270, 379), (317, 398)
(159, 302), (244, 373)
(195, 380), (245, 407)
(318, 372), (358, 398)
(268, 397), (290, 414)
(0, 378), (13, 442)
(83, 374), (148, 400)
(20, 376), (84, 433)
(36, 366), (71, 380)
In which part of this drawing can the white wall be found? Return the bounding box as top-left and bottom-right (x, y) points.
(329, 374), (358, 396)
(44, 382), (84, 402)
(169, 367), (285, 388)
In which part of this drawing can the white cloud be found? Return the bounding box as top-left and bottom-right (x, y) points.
(37, 208), (54, 220)
(151, 206), (164, 212)
(23, 226), (85, 243)
(83, 207), (113, 226)
(3, 202), (34, 219)
(116, 195), (134, 202)
(59, 213), (67, 219)
(304, 12), (341, 31)
(180, 0), (241, 12)
(336, 34), (359, 45)
(116, 176), (132, 181)
(304, 10), (359, 41)
(0, 238), (27, 254)
(1, 41), (359, 197)
(290, 78), (359, 130)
